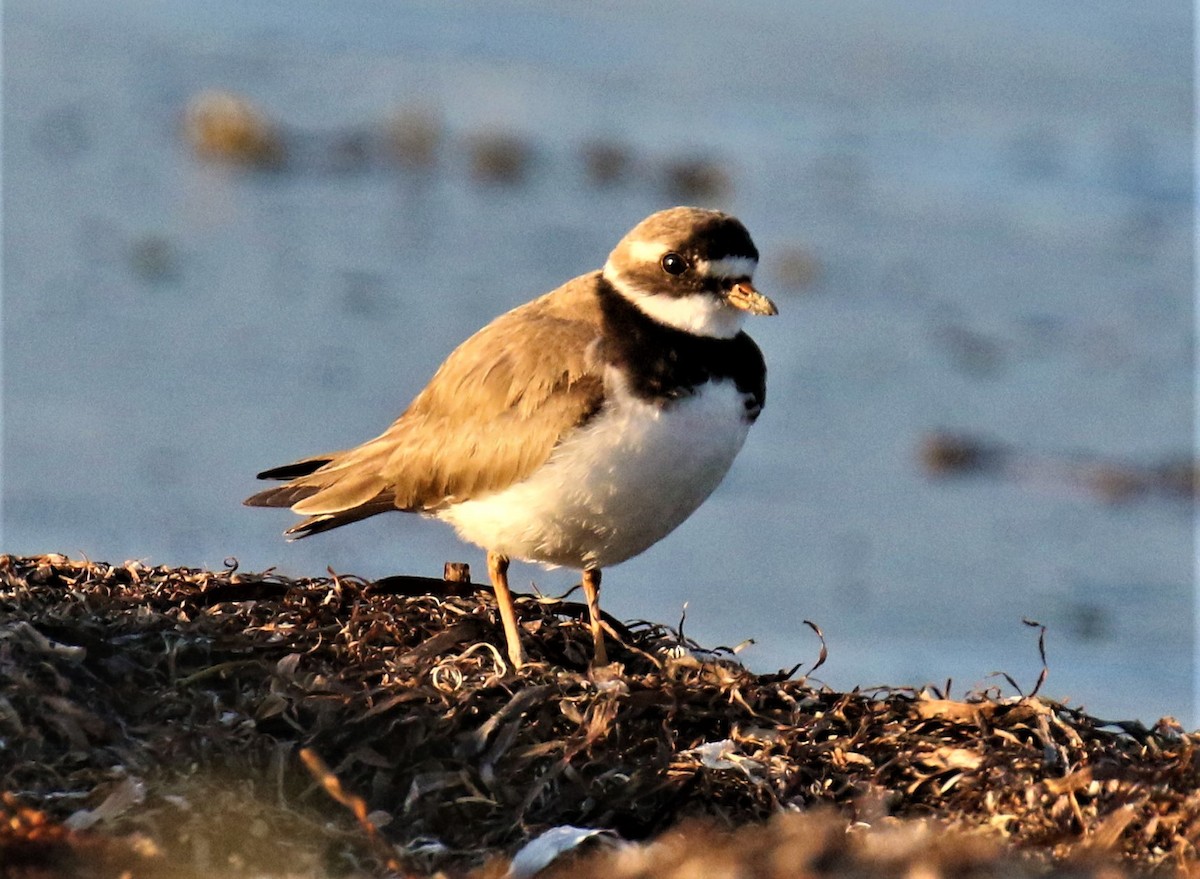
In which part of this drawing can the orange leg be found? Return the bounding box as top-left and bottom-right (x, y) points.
(582, 567), (608, 666)
(487, 550), (526, 669)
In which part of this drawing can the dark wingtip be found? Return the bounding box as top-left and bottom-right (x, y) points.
(284, 523), (313, 540)
(255, 458), (333, 481)
(244, 483), (320, 509)
(285, 516), (334, 539)
(243, 489), (284, 508)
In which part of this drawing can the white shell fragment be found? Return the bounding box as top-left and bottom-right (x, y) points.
(685, 739), (766, 775)
(508, 825), (613, 879)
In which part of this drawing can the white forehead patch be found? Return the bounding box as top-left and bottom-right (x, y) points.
(694, 255), (757, 280)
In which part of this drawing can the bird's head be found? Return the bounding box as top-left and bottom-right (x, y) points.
(602, 206), (778, 338)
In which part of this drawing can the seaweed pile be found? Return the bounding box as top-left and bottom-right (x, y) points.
(1, 554), (1197, 877)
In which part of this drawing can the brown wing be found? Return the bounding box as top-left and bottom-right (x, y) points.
(244, 273), (606, 536)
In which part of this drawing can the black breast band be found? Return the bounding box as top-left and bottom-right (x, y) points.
(595, 278), (767, 416)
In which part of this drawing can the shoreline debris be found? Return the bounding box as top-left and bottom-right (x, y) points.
(2, 554), (1196, 876)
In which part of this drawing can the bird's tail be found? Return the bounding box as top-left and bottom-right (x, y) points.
(244, 449), (394, 538)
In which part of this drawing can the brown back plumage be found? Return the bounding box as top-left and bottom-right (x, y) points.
(244, 273), (606, 536)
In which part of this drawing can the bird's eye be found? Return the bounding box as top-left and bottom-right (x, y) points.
(660, 252), (688, 275)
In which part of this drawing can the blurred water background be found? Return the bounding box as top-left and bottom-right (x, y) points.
(4, 1), (1194, 723)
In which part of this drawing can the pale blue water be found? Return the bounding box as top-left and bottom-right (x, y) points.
(4, 1), (1194, 723)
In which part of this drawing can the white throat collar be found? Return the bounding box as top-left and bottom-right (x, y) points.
(603, 264), (745, 339)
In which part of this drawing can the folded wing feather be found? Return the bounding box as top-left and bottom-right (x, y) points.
(244, 274), (606, 536)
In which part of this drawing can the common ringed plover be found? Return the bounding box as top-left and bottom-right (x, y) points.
(246, 206), (776, 667)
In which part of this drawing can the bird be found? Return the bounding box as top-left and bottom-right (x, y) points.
(245, 206), (776, 668)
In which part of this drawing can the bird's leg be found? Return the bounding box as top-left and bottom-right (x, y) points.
(582, 567), (608, 666)
(487, 550), (526, 669)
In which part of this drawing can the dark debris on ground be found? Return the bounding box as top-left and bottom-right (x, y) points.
(1, 554), (1197, 878)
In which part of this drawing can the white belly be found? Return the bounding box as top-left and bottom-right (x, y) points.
(437, 378), (753, 569)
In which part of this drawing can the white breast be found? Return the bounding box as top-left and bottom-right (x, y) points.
(437, 374), (754, 570)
